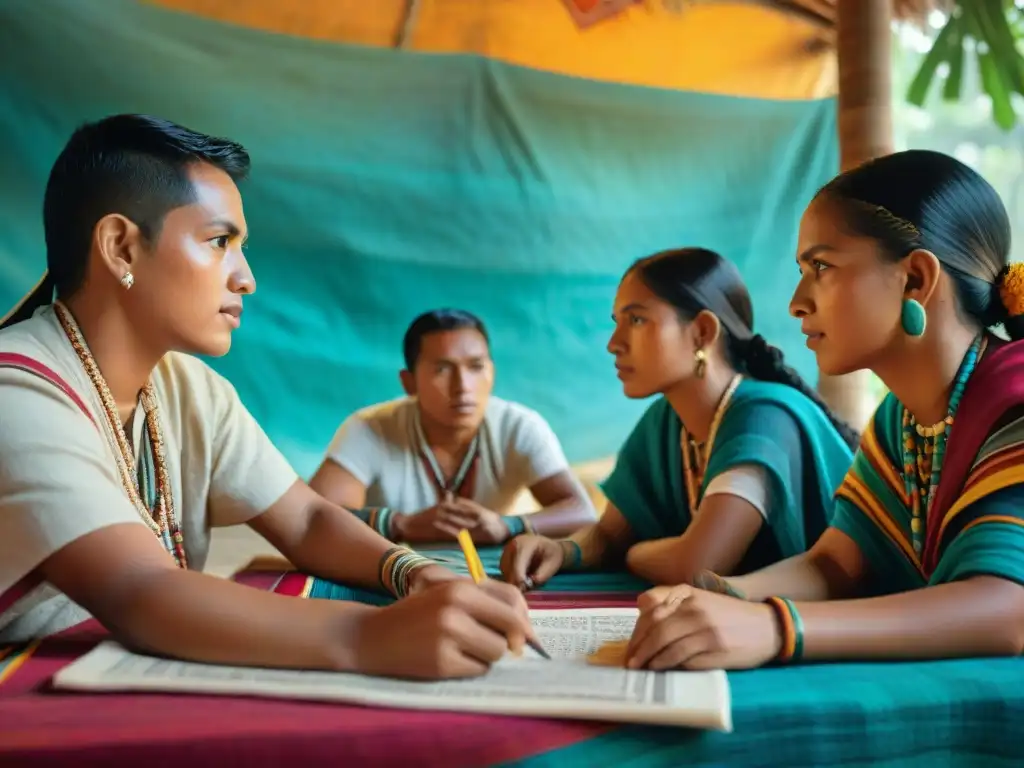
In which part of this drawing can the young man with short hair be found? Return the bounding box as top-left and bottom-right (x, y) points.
(310, 309), (596, 545)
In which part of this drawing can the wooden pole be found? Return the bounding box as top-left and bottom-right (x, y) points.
(816, 0), (894, 431)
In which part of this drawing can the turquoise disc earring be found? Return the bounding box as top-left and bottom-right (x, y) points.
(901, 298), (926, 337)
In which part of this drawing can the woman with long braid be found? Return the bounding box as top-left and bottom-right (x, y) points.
(501, 248), (856, 590)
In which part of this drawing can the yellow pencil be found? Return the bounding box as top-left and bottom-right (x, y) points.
(456, 529), (551, 660)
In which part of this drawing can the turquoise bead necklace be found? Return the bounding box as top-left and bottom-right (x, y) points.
(901, 334), (985, 555)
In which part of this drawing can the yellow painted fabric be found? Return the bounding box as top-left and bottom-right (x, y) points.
(146, 0), (836, 99)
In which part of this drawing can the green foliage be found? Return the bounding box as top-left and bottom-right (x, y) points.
(907, 1), (1024, 130)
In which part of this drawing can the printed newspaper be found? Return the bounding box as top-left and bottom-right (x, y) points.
(53, 608), (731, 730)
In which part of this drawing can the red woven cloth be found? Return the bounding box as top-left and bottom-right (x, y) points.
(0, 570), (638, 767)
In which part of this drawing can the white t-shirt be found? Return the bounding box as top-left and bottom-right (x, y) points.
(0, 306), (299, 642)
(324, 396), (570, 515)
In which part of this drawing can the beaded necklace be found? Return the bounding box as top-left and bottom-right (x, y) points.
(901, 334), (985, 555)
(413, 409), (480, 501)
(681, 374), (743, 513)
(54, 302), (187, 568)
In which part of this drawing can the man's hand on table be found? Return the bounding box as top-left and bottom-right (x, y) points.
(390, 503), (460, 543)
(436, 497), (509, 545)
(389, 495), (510, 546)
(406, 563), (460, 594)
(408, 562), (534, 632)
(348, 578), (536, 679)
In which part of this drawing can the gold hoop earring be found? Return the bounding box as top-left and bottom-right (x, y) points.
(694, 348), (707, 379)
(120, 272), (134, 290)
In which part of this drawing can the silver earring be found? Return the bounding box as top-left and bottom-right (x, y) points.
(120, 272), (134, 290)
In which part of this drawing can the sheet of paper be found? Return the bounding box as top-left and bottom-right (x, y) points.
(529, 607), (639, 659)
(52, 608), (731, 731)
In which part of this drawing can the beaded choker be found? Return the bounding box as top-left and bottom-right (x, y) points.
(681, 374), (743, 513)
(901, 334), (985, 555)
(54, 302), (187, 568)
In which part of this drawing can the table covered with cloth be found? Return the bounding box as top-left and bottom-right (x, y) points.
(1, 545), (1023, 767)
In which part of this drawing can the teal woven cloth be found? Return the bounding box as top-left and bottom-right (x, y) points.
(306, 545), (1024, 767)
(308, 545), (649, 603)
(506, 657), (1024, 767)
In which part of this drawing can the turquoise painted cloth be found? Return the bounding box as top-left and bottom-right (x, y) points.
(0, 0), (838, 478)
(602, 380), (853, 572)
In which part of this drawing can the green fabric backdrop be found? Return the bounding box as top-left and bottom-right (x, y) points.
(0, 0), (838, 477)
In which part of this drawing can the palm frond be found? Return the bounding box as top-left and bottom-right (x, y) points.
(755, 1), (1021, 130)
(905, 2), (1024, 130)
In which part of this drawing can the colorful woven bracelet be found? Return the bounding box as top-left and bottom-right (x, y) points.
(378, 546), (435, 599)
(763, 596), (804, 663)
(558, 540), (584, 571)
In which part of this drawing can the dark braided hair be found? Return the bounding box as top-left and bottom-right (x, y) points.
(630, 248), (860, 450)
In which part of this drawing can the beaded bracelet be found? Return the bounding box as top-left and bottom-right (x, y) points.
(378, 546), (436, 599)
(351, 507), (396, 539)
(763, 596), (805, 664)
(558, 540), (584, 571)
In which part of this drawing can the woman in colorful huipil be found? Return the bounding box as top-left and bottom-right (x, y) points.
(625, 149), (1024, 671)
(501, 248), (857, 590)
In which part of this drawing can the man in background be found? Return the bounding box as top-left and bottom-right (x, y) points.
(310, 309), (595, 545)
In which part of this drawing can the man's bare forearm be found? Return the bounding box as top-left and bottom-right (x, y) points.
(106, 569), (374, 671)
(286, 502), (406, 589)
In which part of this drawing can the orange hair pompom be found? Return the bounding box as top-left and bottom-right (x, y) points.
(999, 263), (1024, 318)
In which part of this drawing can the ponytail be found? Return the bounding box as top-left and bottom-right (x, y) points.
(0, 271), (55, 331)
(733, 334), (861, 451)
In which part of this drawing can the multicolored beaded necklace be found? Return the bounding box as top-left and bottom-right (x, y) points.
(681, 374), (743, 513)
(901, 334), (985, 555)
(54, 302), (188, 569)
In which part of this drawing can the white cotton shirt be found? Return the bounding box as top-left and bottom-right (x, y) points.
(323, 396), (571, 516)
(0, 306), (299, 642)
